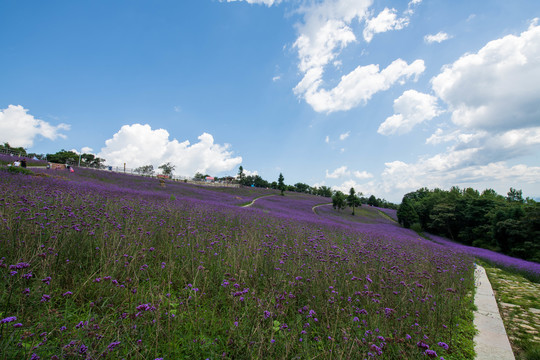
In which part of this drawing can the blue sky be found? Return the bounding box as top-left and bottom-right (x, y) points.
(1, 0), (540, 202)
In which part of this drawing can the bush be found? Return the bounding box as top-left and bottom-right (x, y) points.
(3, 166), (34, 175)
(410, 222), (423, 234)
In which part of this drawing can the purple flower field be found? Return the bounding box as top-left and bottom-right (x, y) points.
(426, 233), (540, 280)
(0, 169), (478, 359)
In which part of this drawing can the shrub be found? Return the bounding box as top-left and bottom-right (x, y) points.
(3, 166), (34, 175)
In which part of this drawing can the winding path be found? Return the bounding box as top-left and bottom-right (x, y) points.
(241, 194), (275, 207)
(312, 203), (332, 215)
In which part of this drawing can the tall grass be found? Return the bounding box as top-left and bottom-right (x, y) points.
(0, 170), (475, 359)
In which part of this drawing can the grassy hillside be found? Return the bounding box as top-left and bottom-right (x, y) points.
(1, 168), (477, 359)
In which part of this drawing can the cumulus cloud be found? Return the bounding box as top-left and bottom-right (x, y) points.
(402, 20), (540, 189)
(363, 8), (409, 43)
(378, 90), (441, 135)
(370, 20), (540, 199)
(70, 146), (94, 155)
(331, 178), (377, 195)
(432, 21), (540, 131)
(381, 156), (540, 196)
(297, 58), (425, 113)
(354, 170), (373, 179)
(291, 0), (425, 113)
(0, 105), (70, 148)
(243, 168), (259, 176)
(325, 165), (350, 179)
(98, 124), (242, 176)
(424, 31), (451, 44)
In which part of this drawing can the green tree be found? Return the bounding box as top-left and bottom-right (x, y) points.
(278, 173), (285, 196)
(294, 182), (311, 193)
(507, 188), (524, 203)
(397, 197), (419, 229)
(134, 165), (154, 176)
(317, 186), (333, 198)
(253, 175), (270, 188)
(0, 143), (27, 156)
(158, 162), (175, 176)
(46, 150), (79, 164)
(80, 153), (105, 168)
(347, 188), (361, 215)
(332, 191), (346, 211)
(238, 166), (245, 183)
(367, 195), (379, 207)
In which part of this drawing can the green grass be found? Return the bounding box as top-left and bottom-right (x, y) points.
(478, 260), (540, 360)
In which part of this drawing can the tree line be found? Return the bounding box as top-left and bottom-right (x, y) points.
(397, 187), (540, 263)
(0, 144), (106, 169)
(332, 189), (397, 211)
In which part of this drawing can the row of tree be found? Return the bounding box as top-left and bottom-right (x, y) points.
(0, 145), (106, 169)
(397, 187), (540, 263)
(45, 150), (106, 168)
(331, 188), (398, 214)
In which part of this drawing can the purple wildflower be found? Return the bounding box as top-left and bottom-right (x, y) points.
(438, 342), (449, 350)
(108, 341), (121, 351)
(0, 316), (17, 324)
(425, 349), (438, 357)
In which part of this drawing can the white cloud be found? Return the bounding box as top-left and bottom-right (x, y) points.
(297, 58), (425, 113)
(291, 0), (425, 113)
(425, 128), (485, 145)
(339, 131), (350, 140)
(325, 165), (350, 179)
(325, 135), (330, 143)
(432, 21), (540, 131)
(354, 170), (374, 179)
(70, 146), (94, 155)
(272, 75), (281, 82)
(220, 0), (282, 6)
(98, 124), (242, 176)
(0, 105), (70, 148)
(239, 168), (259, 177)
(380, 156), (540, 196)
(363, 7), (409, 43)
(424, 31), (451, 44)
(332, 179), (376, 195)
(378, 89), (440, 135)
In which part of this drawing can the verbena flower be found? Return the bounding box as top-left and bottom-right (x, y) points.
(438, 342), (449, 350)
(0, 316), (17, 324)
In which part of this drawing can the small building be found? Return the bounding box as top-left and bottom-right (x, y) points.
(49, 163), (66, 170)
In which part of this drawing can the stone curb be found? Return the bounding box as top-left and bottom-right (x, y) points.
(474, 264), (515, 359)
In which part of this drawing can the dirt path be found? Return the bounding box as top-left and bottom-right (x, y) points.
(241, 194), (275, 207)
(312, 203), (332, 214)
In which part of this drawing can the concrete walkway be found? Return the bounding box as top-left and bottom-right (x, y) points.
(474, 264), (515, 359)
